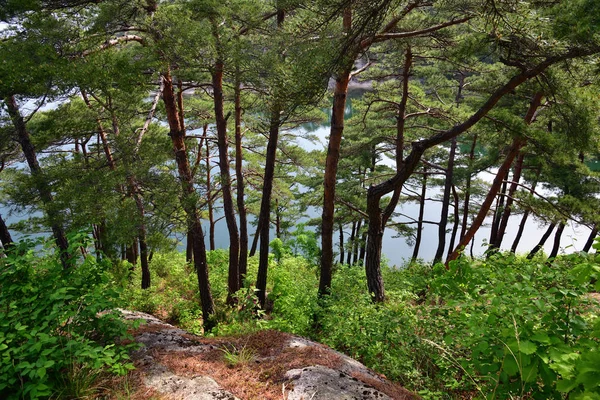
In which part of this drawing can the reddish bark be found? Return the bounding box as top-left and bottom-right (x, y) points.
(447, 92), (543, 264)
(234, 76), (249, 286)
(492, 152), (526, 249)
(162, 71), (215, 330)
(434, 137), (457, 263)
(212, 60), (241, 302)
(256, 107), (281, 308)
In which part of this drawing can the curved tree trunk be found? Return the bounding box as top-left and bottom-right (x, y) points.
(205, 139), (216, 251)
(434, 137), (457, 263)
(583, 224), (599, 253)
(234, 75), (248, 286)
(319, 70), (351, 296)
(352, 219), (362, 265)
(162, 71), (215, 331)
(255, 106), (281, 308)
(412, 166), (427, 261)
(0, 214), (13, 250)
(346, 221), (356, 265)
(5, 95), (70, 268)
(460, 134), (478, 240)
(489, 169), (509, 248)
(339, 223), (345, 264)
(447, 92), (543, 264)
(447, 184), (460, 257)
(249, 220), (260, 257)
(493, 152), (525, 249)
(549, 223), (565, 259)
(527, 222), (556, 259)
(212, 60), (241, 302)
(510, 168), (541, 253)
(319, 6), (353, 298)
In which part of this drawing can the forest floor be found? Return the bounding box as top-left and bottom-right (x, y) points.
(103, 310), (419, 400)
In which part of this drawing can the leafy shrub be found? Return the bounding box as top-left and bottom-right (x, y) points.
(0, 238), (136, 399)
(425, 252), (600, 398)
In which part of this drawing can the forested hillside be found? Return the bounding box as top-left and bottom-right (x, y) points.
(1, 0), (599, 398)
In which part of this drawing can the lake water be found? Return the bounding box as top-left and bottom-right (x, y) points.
(1, 104), (594, 265)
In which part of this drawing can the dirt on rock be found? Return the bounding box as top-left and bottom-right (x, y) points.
(112, 310), (419, 400)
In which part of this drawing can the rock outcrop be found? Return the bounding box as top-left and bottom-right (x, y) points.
(120, 310), (419, 400)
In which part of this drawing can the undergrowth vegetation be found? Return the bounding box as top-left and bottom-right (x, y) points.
(2, 233), (599, 399)
(123, 238), (600, 399)
(0, 235), (137, 399)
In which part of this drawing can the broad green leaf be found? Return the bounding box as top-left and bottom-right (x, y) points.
(519, 340), (537, 355)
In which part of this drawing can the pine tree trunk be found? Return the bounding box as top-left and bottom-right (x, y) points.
(5, 95), (70, 268)
(339, 223), (345, 264)
(256, 106), (281, 308)
(212, 62), (241, 302)
(489, 169), (509, 248)
(0, 213), (13, 250)
(275, 199), (281, 239)
(205, 139), (216, 251)
(493, 152), (525, 249)
(527, 223), (556, 259)
(511, 169), (541, 253)
(412, 166), (427, 261)
(359, 231), (367, 265)
(129, 176), (150, 289)
(319, 70), (351, 296)
(434, 137), (457, 263)
(234, 76), (248, 286)
(460, 135), (478, 240)
(250, 220), (260, 257)
(347, 221), (356, 265)
(162, 71), (215, 331)
(447, 185), (460, 257)
(549, 223), (565, 258)
(352, 219), (362, 265)
(583, 224), (599, 253)
(186, 229), (193, 263)
(365, 196), (385, 302)
(448, 92), (543, 264)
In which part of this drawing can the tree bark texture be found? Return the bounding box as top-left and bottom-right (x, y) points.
(5, 95), (70, 268)
(364, 47), (412, 302)
(0, 214), (13, 249)
(346, 221), (356, 265)
(434, 137), (457, 263)
(319, 70), (351, 296)
(448, 184), (460, 257)
(352, 219), (362, 265)
(339, 223), (345, 264)
(162, 71), (215, 330)
(549, 223), (565, 258)
(460, 135), (478, 240)
(583, 224), (599, 253)
(527, 223), (556, 259)
(212, 62), (241, 301)
(412, 166), (427, 261)
(447, 92), (543, 264)
(234, 77), (248, 286)
(489, 169), (509, 247)
(205, 139), (216, 251)
(256, 106), (281, 308)
(493, 152), (525, 249)
(510, 169), (541, 253)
